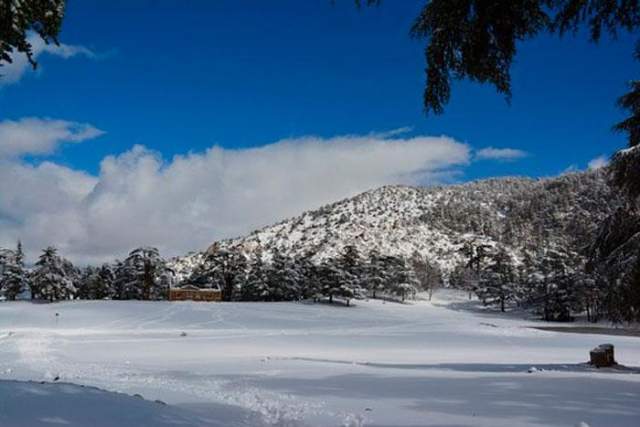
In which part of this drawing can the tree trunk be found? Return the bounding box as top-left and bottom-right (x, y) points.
(329, 294), (333, 304)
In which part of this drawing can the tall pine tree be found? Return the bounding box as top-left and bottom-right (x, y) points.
(31, 246), (75, 302)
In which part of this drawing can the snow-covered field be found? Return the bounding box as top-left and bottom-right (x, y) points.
(1, 292), (639, 427)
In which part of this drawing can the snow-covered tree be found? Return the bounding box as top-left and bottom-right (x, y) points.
(31, 246), (75, 302)
(265, 248), (301, 301)
(460, 240), (492, 274)
(334, 245), (365, 304)
(0, 1), (66, 75)
(195, 244), (247, 301)
(295, 252), (321, 300)
(588, 204), (640, 322)
(77, 264), (115, 300)
(242, 249), (270, 301)
(115, 247), (172, 300)
(363, 250), (388, 299)
(477, 246), (516, 312)
(0, 242), (28, 300)
(524, 246), (580, 321)
(386, 256), (419, 302)
(449, 263), (479, 299)
(411, 251), (442, 300)
(316, 258), (355, 304)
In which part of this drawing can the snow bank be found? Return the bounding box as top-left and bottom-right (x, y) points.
(1, 298), (639, 426)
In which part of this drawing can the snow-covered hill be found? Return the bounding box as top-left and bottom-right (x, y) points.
(171, 170), (618, 280)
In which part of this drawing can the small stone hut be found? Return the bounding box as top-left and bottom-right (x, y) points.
(169, 285), (222, 302)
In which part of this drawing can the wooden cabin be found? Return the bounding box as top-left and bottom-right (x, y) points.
(169, 285), (222, 302)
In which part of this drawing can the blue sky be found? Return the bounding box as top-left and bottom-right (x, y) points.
(3, 0), (635, 176)
(0, 1), (636, 261)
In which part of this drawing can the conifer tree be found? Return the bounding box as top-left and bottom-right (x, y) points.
(387, 256), (419, 302)
(364, 250), (387, 299)
(0, 1), (66, 74)
(31, 246), (75, 302)
(199, 244), (246, 301)
(0, 242), (28, 300)
(525, 246), (580, 321)
(77, 264), (115, 300)
(449, 263), (479, 299)
(266, 248), (301, 301)
(477, 246), (516, 312)
(334, 245), (364, 304)
(411, 251), (442, 300)
(296, 252), (321, 300)
(242, 249), (270, 301)
(317, 258), (350, 304)
(116, 247), (172, 300)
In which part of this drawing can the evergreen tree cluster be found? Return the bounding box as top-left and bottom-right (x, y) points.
(449, 237), (637, 323)
(0, 245), (173, 303)
(0, 243), (441, 306)
(587, 187), (640, 323)
(180, 244), (441, 305)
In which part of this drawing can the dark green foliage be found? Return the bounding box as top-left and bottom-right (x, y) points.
(589, 206), (640, 262)
(522, 246), (583, 321)
(76, 264), (115, 300)
(31, 246), (75, 302)
(242, 250), (269, 301)
(588, 205), (640, 322)
(0, 0), (66, 71)
(409, 0), (640, 116)
(361, 251), (418, 302)
(363, 250), (387, 298)
(611, 44), (640, 198)
(449, 263), (479, 298)
(614, 78), (640, 149)
(460, 240), (492, 273)
(295, 252), (321, 300)
(199, 244), (246, 301)
(410, 0), (552, 114)
(316, 259), (351, 304)
(477, 246), (517, 312)
(618, 254), (640, 322)
(0, 241), (28, 300)
(553, 0), (640, 42)
(265, 248), (301, 301)
(335, 245), (364, 302)
(115, 247), (172, 300)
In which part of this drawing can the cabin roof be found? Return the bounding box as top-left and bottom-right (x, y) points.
(171, 284), (221, 291)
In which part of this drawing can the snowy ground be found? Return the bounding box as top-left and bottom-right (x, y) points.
(1, 291), (639, 427)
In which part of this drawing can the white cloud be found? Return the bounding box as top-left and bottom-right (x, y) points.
(0, 33), (94, 86)
(0, 130), (470, 264)
(588, 155), (609, 170)
(0, 117), (105, 158)
(475, 147), (528, 161)
(367, 126), (414, 138)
